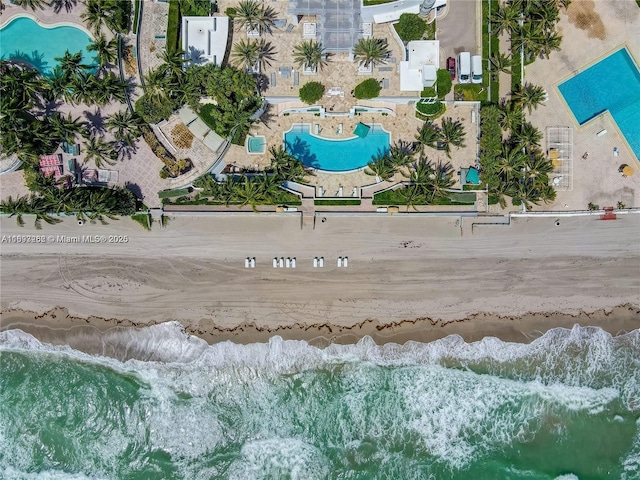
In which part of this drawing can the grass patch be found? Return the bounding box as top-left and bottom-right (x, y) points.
(133, 0), (140, 34)
(373, 189), (476, 206)
(373, 189), (410, 205)
(314, 199), (362, 206)
(511, 56), (522, 93)
(436, 69), (452, 98)
(363, 0), (395, 5)
(454, 84), (487, 102)
(159, 187), (190, 199)
(488, 193), (500, 205)
(131, 213), (151, 230)
(415, 100), (446, 117)
(166, 0), (180, 55)
(483, 0), (500, 103)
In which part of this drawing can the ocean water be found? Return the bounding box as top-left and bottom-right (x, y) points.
(1, 324), (638, 480)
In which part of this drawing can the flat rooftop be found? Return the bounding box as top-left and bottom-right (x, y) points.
(182, 16), (229, 65)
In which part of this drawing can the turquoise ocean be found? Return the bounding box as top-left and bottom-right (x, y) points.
(1, 324), (639, 480)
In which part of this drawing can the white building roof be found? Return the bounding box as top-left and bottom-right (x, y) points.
(362, 0), (447, 24)
(182, 16), (229, 66)
(400, 40), (439, 91)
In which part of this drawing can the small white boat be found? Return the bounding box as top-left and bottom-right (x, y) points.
(313, 257), (318, 268)
(319, 257), (324, 268)
(273, 258), (278, 268)
(245, 257), (250, 268)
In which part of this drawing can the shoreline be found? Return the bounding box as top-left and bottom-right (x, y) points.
(1, 305), (638, 356)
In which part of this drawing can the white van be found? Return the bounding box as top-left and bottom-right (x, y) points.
(458, 52), (471, 84)
(471, 55), (483, 84)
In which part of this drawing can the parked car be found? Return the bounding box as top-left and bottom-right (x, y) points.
(458, 52), (471, 84)
(471, 55), (483, 84)
(447, 57), (456, 80)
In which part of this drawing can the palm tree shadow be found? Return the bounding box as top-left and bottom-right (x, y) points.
(84, 108), (107, 135)
(116, 141), (138, 161)
(51, 0), (78, 13)
(4, 50), (49, 75)
(285, 137), (319, 169)
(258, 103), (276, 129)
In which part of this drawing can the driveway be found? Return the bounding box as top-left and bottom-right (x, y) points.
(436, 0), (479, 59)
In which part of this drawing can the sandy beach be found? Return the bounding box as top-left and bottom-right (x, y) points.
(1, 213), (639, 347)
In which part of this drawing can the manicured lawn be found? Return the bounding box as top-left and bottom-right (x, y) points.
(166, 0), (180, 55)
(372, 189), (476, 206)
(511, 55), (522, 92)
(133, 0), (140, 34)
(454, 84), (487, 102)
(483, 0), (500, 103)
(131, 212), (151, 230)
(159, 187), (190, 199)
(314, 199), (362, 206)
(363, 0), (395, 5)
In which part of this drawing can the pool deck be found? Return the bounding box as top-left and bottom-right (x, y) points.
(524, 0), (640, 210)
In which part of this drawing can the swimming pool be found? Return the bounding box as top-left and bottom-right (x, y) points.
(0, 15), (95, 76)
(284, 124), (391, 172)
(558, 47), (640, 159)
(246, 135), (266, 154)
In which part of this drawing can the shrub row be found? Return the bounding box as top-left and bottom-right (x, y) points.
(141, 125), (192, 178)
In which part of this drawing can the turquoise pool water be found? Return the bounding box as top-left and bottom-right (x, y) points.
(247, 136), (266, 154)
(558, 48), (640, 159)
(284, 124), (390, 172)
(0, 16), (95, 76)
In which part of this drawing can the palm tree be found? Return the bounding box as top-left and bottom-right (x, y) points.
(496, 144), (526, 181)
(365, 154), (396, 182)
(106, 110), (144, 147)
(488, 52), (512, 79)
(48, 112), (88, 144)
(0, 195), (30, 227)
(50, 0), (78, 13)
(524, 151), (553, 186)
(292, 40), (327, 72)
(268, 145), (308, 182)
(490, 3), (520, 36)
(87, 34), (118, 70)
(254, 39), (277, 72)
(512, 121), (543, 151)
(402, 185), (426, 211)
(84, 134), (117, 167)
(55, 51), (90, 83)
(235, 177), (264, 212)
(388, 140), (416, 168)
(510, 82), (547, 114)
(426, 160), (455, 202)
(13, 0), (46, 10)
(231, 39), (259, 71)
(232, 0), (276, 34)
(498, 103), (524, 134)
(352, 37), (391, 69)
(440, 117), (466, 157)
(81, 0), (110, 34)
(159, 49), (187, 80)
(416, 121), (442, 149)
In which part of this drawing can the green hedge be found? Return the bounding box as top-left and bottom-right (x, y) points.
(415, 100), (445, 117)
(133, 0), (140, 34)
(299, 81), (325, 105)
(354, 78), (381, 99)
(158, 188), (190, 199)
(394, 13), (427, 42)
(166, 0), (180, 55)
(314, 199), (362, 206)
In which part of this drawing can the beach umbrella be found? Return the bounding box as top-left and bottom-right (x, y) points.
(621, 165), (635, 177)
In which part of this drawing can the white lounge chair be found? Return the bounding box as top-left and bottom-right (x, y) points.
(337, 257), (342, 267)
(291, 257), (296, 268)
(279, 257), (284, 268)
(314, 257), (318, 268)
(245, 257), (250, 268)
(319, 257), (324, 268)
(250, 257), (256, 268)
(273, 257), (278, 268)
(286, 257), (291, 268)
(343, 257), (348, 268)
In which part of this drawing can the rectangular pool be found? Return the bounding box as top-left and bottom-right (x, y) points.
(558, 47), (640, 159)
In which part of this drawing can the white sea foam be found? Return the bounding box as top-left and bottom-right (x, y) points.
(226, 438), (330, 480)
(0, 467), (102, 480)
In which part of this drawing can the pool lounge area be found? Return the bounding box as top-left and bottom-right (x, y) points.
(284, 123), (391, 172)
(0, 14), (96, 75)
(557, 47), (640, 160)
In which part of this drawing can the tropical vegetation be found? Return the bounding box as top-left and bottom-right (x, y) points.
(352, 37), (391, 68)
(231, 38), (277, 73)
(354, 78), (382, 100)
(299, 81), (325, 105)
(81, 0), (131, 35)
(229, 0), (276, 34)
(394, 13), (428, 42)
(292, 40), (327, 72)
